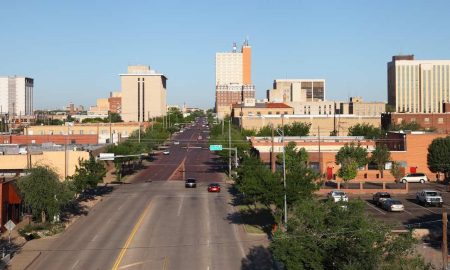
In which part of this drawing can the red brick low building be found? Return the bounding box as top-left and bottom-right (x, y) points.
(0, 180), (22, 230)
(0, 134), (98, 145)
(382, 112), (450, 134)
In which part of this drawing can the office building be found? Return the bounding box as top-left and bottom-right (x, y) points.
(339, 96), (386, 117)
(267, 79), (325, 103)
(121, 65), (167, 122)
(0, 76), (34, 116)
(215, 41), (255, 119)
(388, 55), (450, 113)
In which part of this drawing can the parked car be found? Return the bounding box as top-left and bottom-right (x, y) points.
(416, 189), (443, 207)
(381, 199), (405, 212)
(163, 150), (170, 155)
(327, 190), (348, 202)
(185, 178), (197, 188)
(174, 141), (180, 145)
(400, 173), (428, 183)
(207, 183), (221, 192)
(372, 192), (391, 206)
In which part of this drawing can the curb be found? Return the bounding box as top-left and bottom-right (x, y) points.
(23, 251), (41, 270)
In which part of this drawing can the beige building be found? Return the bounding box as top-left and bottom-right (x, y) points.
(0, 150), (90, 180)
(267, 79), (326, 103)
(231, 101), (294, 118)
(121, 65), (167, 122)
(25, 122), (148, 144)
(287, 101), (335, 115)
(338, 96), (386, 116)
(88, 98), (110, 115)
(388, 55), (450, 113)
(215, 41), (255, 119)
(238, 114), (381, 136)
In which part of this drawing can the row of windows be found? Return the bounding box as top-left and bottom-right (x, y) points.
(397, 117), (446, 124)
(36, 130), (129, 135)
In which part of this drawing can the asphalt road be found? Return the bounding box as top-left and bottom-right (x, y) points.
(27, 118), (251, 270)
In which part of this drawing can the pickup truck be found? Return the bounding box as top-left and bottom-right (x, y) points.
(416, 190), (443, 207)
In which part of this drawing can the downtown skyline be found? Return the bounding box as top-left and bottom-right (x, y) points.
(1, 0), (450, 109)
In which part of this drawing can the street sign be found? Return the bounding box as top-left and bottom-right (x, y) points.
(4, 220), (15, 231)
(99, 153), (115, 161)
(209, 145), (223, 151)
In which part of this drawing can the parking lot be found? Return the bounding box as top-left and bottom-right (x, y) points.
(352, 182), (450, 230)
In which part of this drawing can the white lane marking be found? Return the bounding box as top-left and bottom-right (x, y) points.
(365, 202), (386, 215)
(91, 233), (98, 242)
(416, 204), (438, 214)
(177, 196), (184, 217)
(403, 209), (414, 216)
(71, 259), (80, 269)
(119, 260), (154, 269)
(207, 266), (210, 270)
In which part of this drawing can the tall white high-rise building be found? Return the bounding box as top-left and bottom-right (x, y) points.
(388, 55), (450, 113)
(215, 41), (255, 119)
(0, 76), (34, 116)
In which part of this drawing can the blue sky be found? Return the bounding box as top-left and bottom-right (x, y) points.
(1, 0), (449, 109)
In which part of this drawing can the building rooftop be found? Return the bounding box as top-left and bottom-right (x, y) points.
(233, 103), (292, 109)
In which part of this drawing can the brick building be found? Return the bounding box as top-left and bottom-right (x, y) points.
(0, 134), (98, 145)
(0, 180), (21, 230)
(382, 112), (450, 134)
(250, 131), (447, 182)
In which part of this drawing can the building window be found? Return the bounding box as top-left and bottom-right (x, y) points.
(397, 118), (402, 124)
(80, 130), (84, 135)
(411, 118), (416, 122)
(424, 118), (430, 123)
(268, 112), (272, 115)
(257, 112), (261, 116)
(276, 111), (280, 115)
(438, 118), (444, 124)
(284, 111), (288, 114)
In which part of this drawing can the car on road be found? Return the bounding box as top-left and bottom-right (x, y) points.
(400, 173), (428, 183)
(174, 141), (180, 145)
(327, 190), (348, 202)
(416, 189), (443, 207)
(198, 135), (202, 140)
(163, 150), (170, 155)
(372, 192), (391, 206)
(381, 199), (405, 212)
(207, 183), (221, 192)
(185, 178), (197, 188)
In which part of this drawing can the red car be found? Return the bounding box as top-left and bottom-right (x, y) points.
(208, 183), (221, 192)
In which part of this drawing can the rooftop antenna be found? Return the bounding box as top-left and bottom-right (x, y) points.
(245, 35), (249, 46)
(232, 42), (237, 53)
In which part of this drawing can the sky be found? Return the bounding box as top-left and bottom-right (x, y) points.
(1, 0), (450, 110)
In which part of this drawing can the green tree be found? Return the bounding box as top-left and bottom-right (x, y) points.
(109, 112), (123, 122)
(390, 120), (423, 131)
(336, 143), (368, 182)
(284, 122), (311, 136)
(236, 156), (283, 214)
(256, 125), (273, 137)
(348, 123), (383, 139)
(271, 199), (433, 270)
(17, 166), (74, 222)
(337, 158), (358, 181)
(427, 136), (450, 179)
(278, 142), (320, 205)
(371, 144), (391, 178)
(391, 161), (405, 183)
(69, 156), (106, 194)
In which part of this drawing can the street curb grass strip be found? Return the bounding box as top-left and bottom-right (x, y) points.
(111, 199), (154, 270)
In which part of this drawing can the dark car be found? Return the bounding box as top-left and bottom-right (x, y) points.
(185, 178), (197, 188)
(207, 183), (221, 192)
(372, 192), (391, 206)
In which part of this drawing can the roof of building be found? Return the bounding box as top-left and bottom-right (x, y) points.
(233, 103), (292, 109)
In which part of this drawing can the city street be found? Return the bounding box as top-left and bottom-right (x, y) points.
(26, 119), (262, 270)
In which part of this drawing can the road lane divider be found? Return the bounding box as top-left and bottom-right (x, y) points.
(111, 199), (154, 270)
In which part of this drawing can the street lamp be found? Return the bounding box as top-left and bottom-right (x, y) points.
(275, 125), (288, 228)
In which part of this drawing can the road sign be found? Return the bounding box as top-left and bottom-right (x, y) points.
(209, 145), (223, 151)
(4, 220), (15, 231)
(99, 153), (115, 161)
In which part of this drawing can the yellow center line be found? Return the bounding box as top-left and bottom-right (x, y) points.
(111, 200), (154, 270)
(163, 256), (169, 270)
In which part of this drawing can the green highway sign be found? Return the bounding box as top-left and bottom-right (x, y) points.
(209, 145), (223, 151)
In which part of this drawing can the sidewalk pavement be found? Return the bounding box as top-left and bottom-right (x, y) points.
(8, 236), (58, 270)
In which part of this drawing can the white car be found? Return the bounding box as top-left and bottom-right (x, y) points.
(163, 151), (170, 155)
(381, 199), (405, 212)
(174, 141), (180, 145)
(327, 190), (348, 202)
(400, 173), (428, 183)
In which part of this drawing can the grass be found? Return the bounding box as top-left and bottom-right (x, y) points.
(237, 204), (275, 235)
(19, 222), (65, 240)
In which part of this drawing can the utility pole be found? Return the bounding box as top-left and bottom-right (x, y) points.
(271, 125), (276, 172)
(281, 115), (287, 229)
(222, 119), (224, 135)
(109, 113), (112, 144)
(443, 211), (448, 269)
(228, 118), (231, 178)
(318, 126), (322, 177)
(138, 122), (141, 143)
